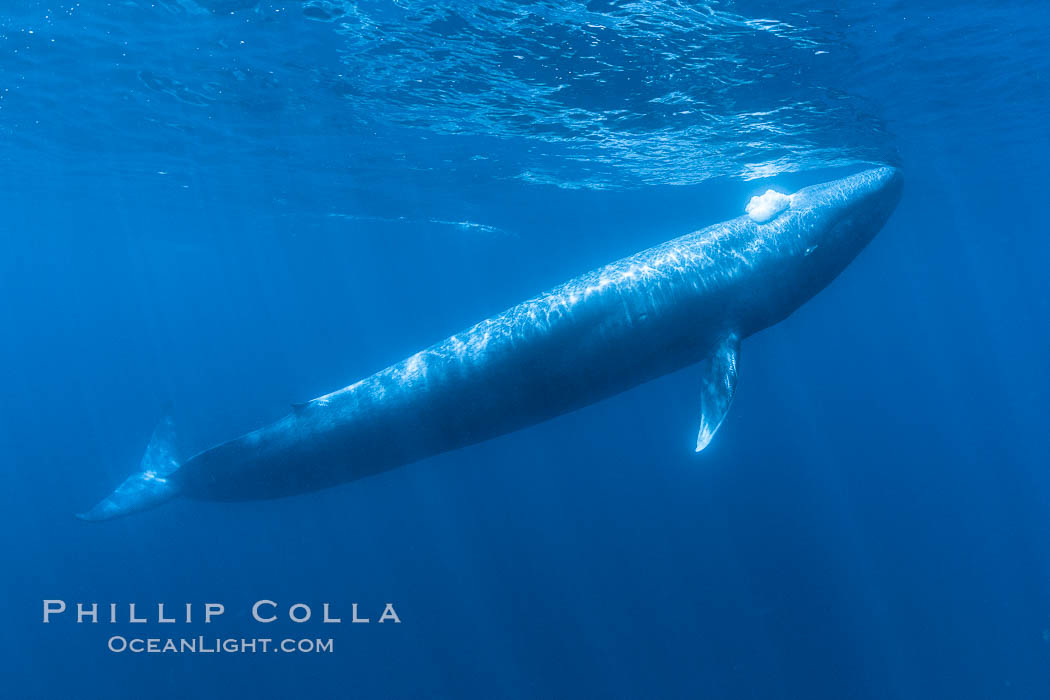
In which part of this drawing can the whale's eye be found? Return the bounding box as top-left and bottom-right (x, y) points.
(746, 189), (791, 223)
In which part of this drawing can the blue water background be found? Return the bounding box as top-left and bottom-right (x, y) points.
(2, 1), (1049, 697)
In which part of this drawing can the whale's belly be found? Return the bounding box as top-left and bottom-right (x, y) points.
(178, 252), (730, 500)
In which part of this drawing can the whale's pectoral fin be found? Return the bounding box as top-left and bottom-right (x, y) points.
(77, 416), (182, 522)
(695, 333), (740, 452)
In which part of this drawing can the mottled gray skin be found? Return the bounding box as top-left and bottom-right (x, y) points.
(79, 167), (901, 520)
(173, 167), (900, 501)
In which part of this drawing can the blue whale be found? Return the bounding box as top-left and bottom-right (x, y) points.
(79, 167), (902, 521)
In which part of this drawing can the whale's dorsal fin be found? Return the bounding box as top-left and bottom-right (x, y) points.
(291, 401), (309, 414)
(695, 333), (740, 452)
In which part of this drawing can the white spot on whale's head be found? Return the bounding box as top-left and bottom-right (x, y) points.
(746, 189), (792, 223)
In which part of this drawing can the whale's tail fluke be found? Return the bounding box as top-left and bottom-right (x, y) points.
(77, 416), (182, 522)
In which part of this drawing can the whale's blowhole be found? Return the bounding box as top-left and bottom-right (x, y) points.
(746, 189), (792, 223)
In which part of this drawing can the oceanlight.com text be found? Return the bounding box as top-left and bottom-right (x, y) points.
(106, 636), (334, 654)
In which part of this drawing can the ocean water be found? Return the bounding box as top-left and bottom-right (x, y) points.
(2, 1), (1049, 698)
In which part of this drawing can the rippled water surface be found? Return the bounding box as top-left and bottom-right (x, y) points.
(3, 0), (1044, 191)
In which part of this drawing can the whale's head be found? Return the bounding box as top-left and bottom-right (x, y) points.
(788, 165), (903, 261)
(736, 166), (902, 332)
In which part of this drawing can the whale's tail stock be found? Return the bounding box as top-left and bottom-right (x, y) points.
(77, 416), (182, 522)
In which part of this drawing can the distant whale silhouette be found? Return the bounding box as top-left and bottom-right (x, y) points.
(79, 167), (902, 521)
